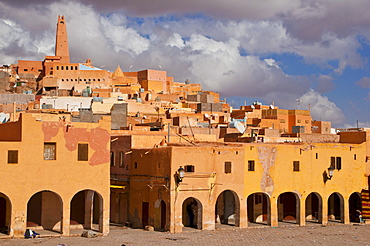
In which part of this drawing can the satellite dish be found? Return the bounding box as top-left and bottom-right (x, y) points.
(204, 113), (210, 119)
(235, 121), (246, 134)
(251, 105), (255, 109)
(270, 105), (274, 109)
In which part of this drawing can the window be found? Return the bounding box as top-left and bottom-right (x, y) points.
(354, 154), (357, 160)
(316, 153), (319, 159)
(331, 156), (342, 170)
(78, 143), (88, 161)
(119, 152), (124, 167)
(44, 143), (56, 160)
(110, 152), (115, 166)
(185, 165), (195, 172)
(293, 161), (300, 172)
(8, 150), (18, 164)
(248, 160), (255, 171)
(134, 162), (138, 169)
(24, 69), (28, 71)
(336, 157), (342, 170)
(225, 162), (232, 173)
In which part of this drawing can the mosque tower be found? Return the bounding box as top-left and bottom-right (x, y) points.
(55, 15), (70, 63)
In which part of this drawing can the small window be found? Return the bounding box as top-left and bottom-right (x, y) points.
(56, 66), (59, 70)
(110, 152), (115, 166)
(316, 153), (319, 159)
(293, 161), (300, 172)
(75, 66), (78, 70)
(119, 152), (124, 167)
(44, 143), (56, 160)
(8, 150), (18, 164)
(248, 160), (255, 171)
(24, 69), (28, 71)
(330, 156), (336, 168)
(336, 157), (342, 170)
(225, 161), (232, 173)
(61, 66), (64, 70)
(134, 162), (138, 169)
(78, 143), (88, 161)
(185, 165), (194, 172)
(354, 154), (357, 160)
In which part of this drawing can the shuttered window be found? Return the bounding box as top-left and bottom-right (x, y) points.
(44, 143), (56, 160)
(8, 150), (18, 164)
(78, 143), (88, 161)
(225, 162), (232, 173)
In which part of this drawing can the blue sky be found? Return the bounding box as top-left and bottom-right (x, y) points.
(0, 0), (369, 127)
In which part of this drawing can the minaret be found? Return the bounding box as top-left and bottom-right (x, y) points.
(55, 15), (70, 63)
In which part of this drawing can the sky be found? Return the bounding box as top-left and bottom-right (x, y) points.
(0, 0), (369, 128)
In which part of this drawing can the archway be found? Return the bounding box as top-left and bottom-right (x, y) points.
(247, 192), (270, 225)
(0, 194), (11, 235)
(305, 192), (322, 223)
(182, 197), (202, 229)
(154, 199), (167, 231)
(277, 192), (299, 224)
(215, 190), (240, 227)
(70, 190), (103, 232)
(27, 191), (62, 233)
(328, 192), (344, 223)
(349, 192), (362, 223)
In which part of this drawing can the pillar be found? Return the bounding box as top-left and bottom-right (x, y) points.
(84, 191), (94, 229)
(61, 199), (70, 236)
(269, 197), (278, 227)
(321, 196), (328, 225)
(237, 198), (248, 228)
(343, 197), (349, 224)
(298, 197), (306, 226)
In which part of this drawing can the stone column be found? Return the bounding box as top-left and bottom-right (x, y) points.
(84, 191), (94, 229)
(269, 197), (278, 227)
(298, 197), (306, 226)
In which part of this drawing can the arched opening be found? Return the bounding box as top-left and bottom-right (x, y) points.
(0, 194), (11, 235)
(277, 192), (299, 224)
(182, 197), (202, 229)
(305, 192), (322, 224)
(70, 190), (103, 232)
(328, 192), (344, 223)
(27, 191), (62, 233)
(349, 192), (362, 223)
(247, 192), (270, 226)
(215, 190), (240, 227)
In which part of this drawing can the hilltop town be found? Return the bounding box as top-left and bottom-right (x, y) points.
(0, 16), (369, 238)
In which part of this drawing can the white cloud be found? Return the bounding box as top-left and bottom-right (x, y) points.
(298, 89), (345, 125)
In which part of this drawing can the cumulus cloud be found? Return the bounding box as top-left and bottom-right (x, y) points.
(356, 77), (370, 88)
(314, 74), (335, 93)
(298, 89), (345, 125)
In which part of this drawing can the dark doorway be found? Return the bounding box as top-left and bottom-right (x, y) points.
(142, 202), (149, 228)
(0, 197), (6, 228)
(328, 193), (344, 223)
(160, 200), (166, 229)
(278, 192), (298, 223)
(349, 192), (361, 222)
(305, 193), (321, 223)
(247, 193), (269, 225)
